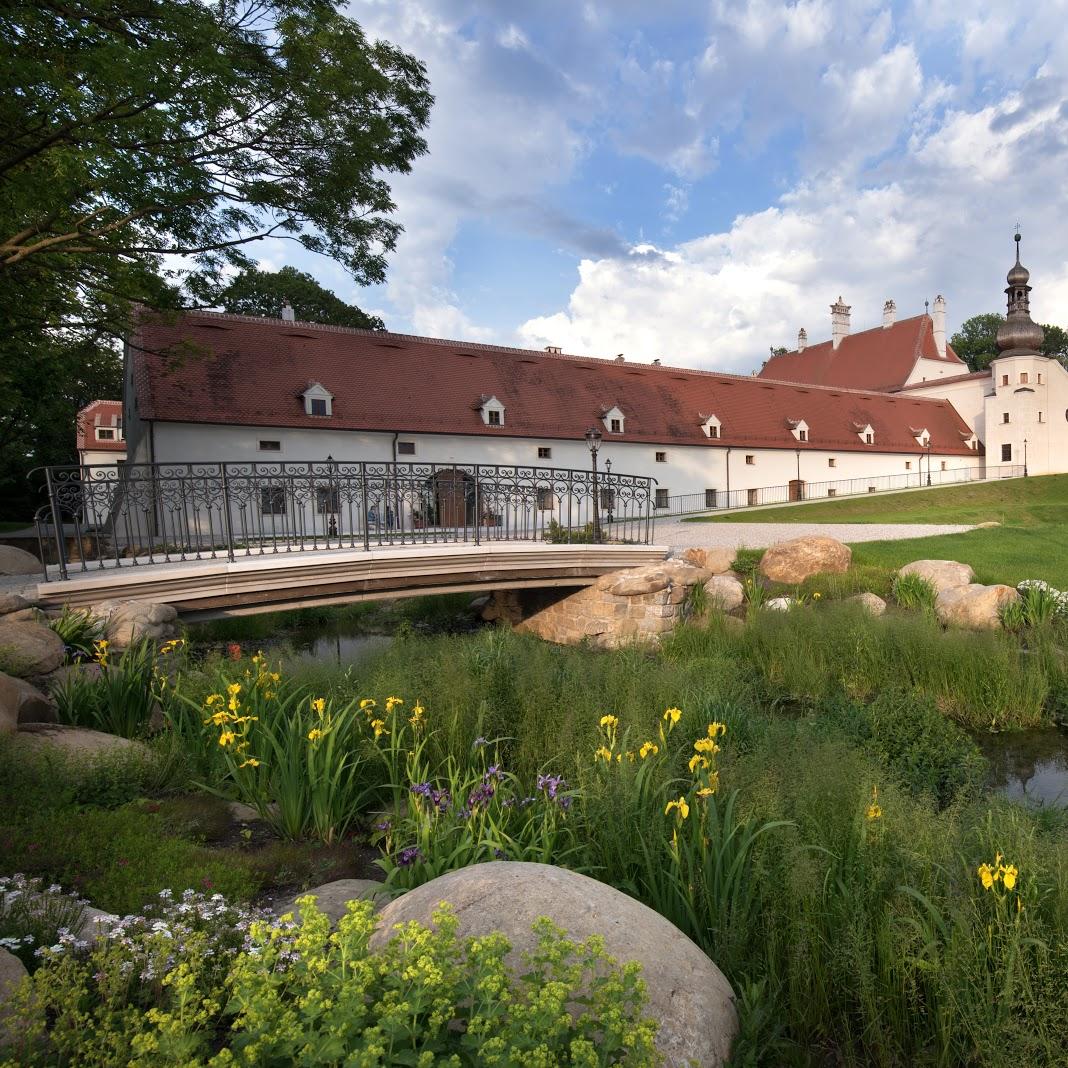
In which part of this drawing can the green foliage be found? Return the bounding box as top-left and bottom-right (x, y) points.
(950, 312), (1068, 372)
(219, 265), (384, 328)
(8, 899), (660, 1067)
(731, 548), (765, 576)
(0, 874), (86, 971)
(47, 606), (103, 659)
(544, 519), (597, 543)
(891, 571), (938, 613)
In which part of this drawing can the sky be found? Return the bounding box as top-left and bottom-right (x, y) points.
(262, 0), (1068, 375)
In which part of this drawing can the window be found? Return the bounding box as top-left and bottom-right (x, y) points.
(1020, 372), (1029, 384)
(865, 432), (873, 444)
(610, 418), (622, 433)
(96, 427), (115, 441)
(827, 488), (837, 497)
(1002, 374), (1009, 386)
(260, 487), (286, 515)
(1038, 373), (1044, 384)
(827, 458), (836, 468)
(921, 436), (930, 447)
(310, 397), (328, 417)
(1002, 412), (1010, 424)
(868, 486), (877, 493)
(1001, 444), (1012, 462)
(600, 487), (615, 511)
(905, 461), (912, 470)
(941, 461), (947, 471)
(536, 487), (554, 511)
(704, 489), (717, 508)
(397, 441), (416, 456)
(798, 429), (808, 442)
(654, 488), (669, 509)
(1039, 411), (1044, 423)
(537, 446), (552, 459)
(258, 440), (281, 452)
(745, 454), (755, 465)
(315, 486), (340, 514)
(655, 451), (667, 463)
(708, 425), (720, 438)
(487, 410), (501, 426)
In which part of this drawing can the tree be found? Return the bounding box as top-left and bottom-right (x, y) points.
(0, 0), (430, 514)
(217, 266), (384, 329)
(951, 313), (1068, 372)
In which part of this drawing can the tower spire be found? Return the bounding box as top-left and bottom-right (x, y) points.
(996, 231), (1044, 356)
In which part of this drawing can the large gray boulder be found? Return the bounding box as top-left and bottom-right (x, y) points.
(0, 672), (57, 733)
(0, 946), (30, 1050)
(0, 593), (31, 616)
(90, 600), (177, 649)
(899, 559), (975, 593)
(12, 723), (151, 759)
(274, 879), (390, 925)
(596, 559), (711, 598)
(0, 546), (41, 577)
(0, 620), (65, 677)
(758, 535), (851, 584)
(847, 592), (887, 616)
(372, 862), (737, 1067)
(703, 574), (745, 612)
(935, 583), (1019, 630)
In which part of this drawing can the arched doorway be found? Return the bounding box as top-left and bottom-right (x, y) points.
(430, 468), (475, 527)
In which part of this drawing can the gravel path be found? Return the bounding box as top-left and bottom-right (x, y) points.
(652, 520), (975, 550)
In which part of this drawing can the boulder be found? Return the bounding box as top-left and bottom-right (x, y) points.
(596, 559), (710, 598)
(898, 559), (975, 594)
(41, 662), (103, 693)
(765, 596), (795, 612)
(77, 906), (119, 940)
(90, 600), (177, 649)
(0, 546), (41, 577)
(677, 547), (736, 575)
(758, 536), (851, 584)
(975, 521), (1001, 529)
(0, 673), (57, 732)
(12, 723), (152, 760)
(0, 946), (30, 1050)
(935, 583), (1020, 630)
(0, 621), (65, 677)
(703, 574), (745, 612)
(372, 862), (737, 1068)
(847, 592), (887, 616)
(274, 878), (390, 925)
(0, 593), (31, 617)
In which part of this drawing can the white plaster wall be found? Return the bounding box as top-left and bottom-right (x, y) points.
(79, 448), (126, 467)
(984, 357), (1068, 477)
(148, 420), (984, 508)
(901, 375), (990, 445)
(904, 357), (973, 385)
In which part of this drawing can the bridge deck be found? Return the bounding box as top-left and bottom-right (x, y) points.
(33, 542), (669, 619)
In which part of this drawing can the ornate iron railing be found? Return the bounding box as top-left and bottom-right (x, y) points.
(32, 461), (657, 580)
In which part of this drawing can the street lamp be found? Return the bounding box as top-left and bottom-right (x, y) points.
(584, 427), (603, 543)
(925, 438), (932, 486)
(1023, 438), (1029, 477)
(326, 454), (338, 538)
(604, 457), (614, 524)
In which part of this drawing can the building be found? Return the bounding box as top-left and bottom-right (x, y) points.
(76, 400), (126, 467)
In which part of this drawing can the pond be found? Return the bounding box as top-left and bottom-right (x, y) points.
(978, 728), (1068, 807)
(192, 627), (393, 670)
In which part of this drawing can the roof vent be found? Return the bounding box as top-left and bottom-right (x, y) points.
(545, 345), (562, 354)
(615, 355), (625, 362)
(652, 358), (661, 366)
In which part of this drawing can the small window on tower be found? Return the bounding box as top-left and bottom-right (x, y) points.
(1003, 412), (1010, 424)
(1001, 444), (1012, 462)
(1020, 372), (1029, 384)
(1002, 375), (1009, 386)
(1037, 373), (1043, 384)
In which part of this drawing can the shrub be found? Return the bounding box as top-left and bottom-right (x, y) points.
(0, 874), (87, 972)
(46, 605), (104, 660)
(544, 518), (598, 543)
(731, 548), (765, 577)
(7, 897), (660, 1067)
(891, 571), (938, 613)
(1006, 580), (1066, 629)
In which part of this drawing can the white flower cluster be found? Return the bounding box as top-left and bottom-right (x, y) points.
(1017, 580), (1068, 618)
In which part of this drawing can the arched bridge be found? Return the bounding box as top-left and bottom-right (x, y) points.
(31, 460), (664, 619)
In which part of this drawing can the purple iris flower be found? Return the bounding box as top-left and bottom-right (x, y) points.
(396, 845), (423, 867)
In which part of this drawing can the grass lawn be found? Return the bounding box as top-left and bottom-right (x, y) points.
(686, 473), (1068, 587)
(0, 520), (30, 532)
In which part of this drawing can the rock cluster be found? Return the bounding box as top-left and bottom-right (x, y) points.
(0, 619), (65, 677)
(935, 583), (1019, 630)
(0, 546), (42, 577)
(372, 862), (738, 1068)
(898, 559), (976, 593)
(89, 600), (178, 649)
(516, 558), (712, 648)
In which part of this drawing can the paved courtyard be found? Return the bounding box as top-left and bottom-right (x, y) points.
(651, 519), (975, 550)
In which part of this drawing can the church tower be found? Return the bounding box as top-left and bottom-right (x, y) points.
(996, 232), (1045, 357)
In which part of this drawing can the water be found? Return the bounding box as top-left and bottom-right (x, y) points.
(281, 631), (393, 669)
(979, 729), (1068, 807)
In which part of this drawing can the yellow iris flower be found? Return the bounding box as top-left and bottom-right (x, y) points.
(663, 707), (682, 725)
(307, 728), (324, 742)
(599, 714), (619, 730)
(664, 797), (690, 820)
(218, 730), (236, 747)
(639, 741), (658, 759)
(311, 697), (326, 716)
(594, 746), (613, 763)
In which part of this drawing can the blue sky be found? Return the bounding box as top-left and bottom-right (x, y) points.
(260, 1), (1068, 374)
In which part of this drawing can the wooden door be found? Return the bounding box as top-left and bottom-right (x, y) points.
(788, 479), (805, 502)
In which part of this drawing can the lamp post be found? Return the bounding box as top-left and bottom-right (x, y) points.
(1023, 438), (1029, 477)
(926, 439), (932, 486)
(585, 427), (603, 543)
(326, 454), (338, 539)
(604, 457), (614, 524)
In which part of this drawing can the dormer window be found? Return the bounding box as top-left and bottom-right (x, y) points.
(302, 382), (334, 418)
(855, 423), (875, 445)
(96, 427), (116, 441)
(700, 415), (721, 439)
(477, 395), (506, 427)
(910, 427), (930, 447)
(601, 406), (625, 434)
(786, 418), (809, 443)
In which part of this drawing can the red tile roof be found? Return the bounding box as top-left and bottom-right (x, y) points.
(76, 400), (125, 452)
(131, 311), (981, 456)
(758, 314), (966, 391)
(894, 370), (991, 392)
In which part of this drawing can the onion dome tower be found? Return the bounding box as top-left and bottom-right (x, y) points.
(996, 232), (1045, 356)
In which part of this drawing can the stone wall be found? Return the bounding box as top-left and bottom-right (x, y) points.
(512, 559), (713, 649)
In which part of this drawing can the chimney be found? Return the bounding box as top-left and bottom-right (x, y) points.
(281, 301), (295, 322)
(931, 294), (946, 357)
(545, 344), (562, 353)
(797, 328), (807, 352)
(830, 297), (851, 349)
(882, 299), (896, 329)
